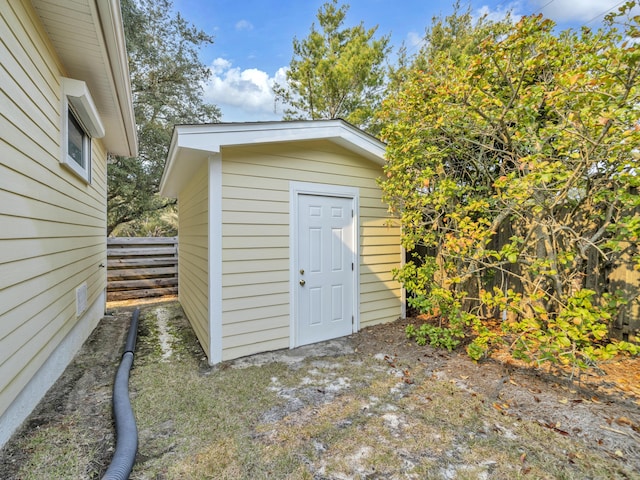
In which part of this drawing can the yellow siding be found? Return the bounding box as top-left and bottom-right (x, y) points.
(0, 1), (107, 417)
(219, 141), (402, 361)
(177, 162), (210, 356)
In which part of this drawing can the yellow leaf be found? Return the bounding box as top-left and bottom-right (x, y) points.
(616, 417), (633, 426)
(559, 398), (568, 404)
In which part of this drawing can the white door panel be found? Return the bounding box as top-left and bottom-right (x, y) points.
(297, 194), (354, 346)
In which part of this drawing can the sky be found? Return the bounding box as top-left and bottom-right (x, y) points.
(170, 0), (634, 122)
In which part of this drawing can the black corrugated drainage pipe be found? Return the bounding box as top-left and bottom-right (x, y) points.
(102, 308), (140, 480)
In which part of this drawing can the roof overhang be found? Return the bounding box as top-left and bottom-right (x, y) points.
(31, 0), (138, 157)
(160, 120), (386, 198)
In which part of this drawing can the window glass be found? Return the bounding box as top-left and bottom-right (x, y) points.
(67, 109), (86, 168)
(60, 78), (101, 184)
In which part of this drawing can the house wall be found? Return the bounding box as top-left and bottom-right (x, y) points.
(178, 162), (211, 356)
(220, 141), (402, 361)
(0, 1), (109, 444)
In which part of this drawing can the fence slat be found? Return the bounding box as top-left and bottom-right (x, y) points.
(107, 237), (178, 301)
(108, 287), (178, 301)
(107, 247), (177, 256)
(108, 278), (178, 289)
(107, 258), (178, 268)
(108, 266), (177, 279)
(107, 237), (178, 245)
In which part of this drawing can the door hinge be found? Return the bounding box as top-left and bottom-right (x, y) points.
(351, 209), (354, 218)
(352, 262), (354, 271)
(352, 315), (354, 325)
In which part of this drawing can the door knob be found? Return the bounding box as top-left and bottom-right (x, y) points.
(299, 279), (306, 286)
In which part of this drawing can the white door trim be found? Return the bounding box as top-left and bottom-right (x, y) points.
(289, 181), (360, 348)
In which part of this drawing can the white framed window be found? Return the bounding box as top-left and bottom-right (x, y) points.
(61, 78), (105, 183)
(66, 107), (91, 177)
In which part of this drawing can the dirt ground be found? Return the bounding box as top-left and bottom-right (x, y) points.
(353, 318), (640, 465)
(0, 299), (639, 479)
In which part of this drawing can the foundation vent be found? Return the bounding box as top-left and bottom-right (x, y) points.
(76, 283), (88, 317)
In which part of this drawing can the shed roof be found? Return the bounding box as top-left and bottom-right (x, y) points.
(160, 119), (386, 198)
(32, 0), (137, 157)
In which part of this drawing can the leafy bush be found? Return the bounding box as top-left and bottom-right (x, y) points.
(381, 3), (640, 371)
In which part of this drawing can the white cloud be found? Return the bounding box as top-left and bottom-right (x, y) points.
(210, 57), (232, 75)
(531, 0), (637, 24)
(476, 2), (523, 23)
(406, 31), (425, 50)
(235, 19), (254, 31)
(203, 58), (288, 121)
(475, 1), (638, 27)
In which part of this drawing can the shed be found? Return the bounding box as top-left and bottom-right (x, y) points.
(0, 0), (136, 447)
(160, 120), (404, 364)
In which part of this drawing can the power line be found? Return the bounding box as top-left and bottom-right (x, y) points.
(532, 0), (626, 26)
(585, 0), (626, 25)
(533, 0), (556, 16)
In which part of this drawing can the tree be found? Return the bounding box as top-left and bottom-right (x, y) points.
(107, 0), (220, 236)
(385, 2), (513, 100)
(379, 3), (640, 369)
(274, 0), (390, 131)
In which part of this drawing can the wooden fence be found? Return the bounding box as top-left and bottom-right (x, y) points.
(107, 237), (178, 301)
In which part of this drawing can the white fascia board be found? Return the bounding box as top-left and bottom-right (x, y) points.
(160, 126), (203, 198)
(176, 120), (386, 163)
(32, 0), (137, 157)
(159, 128), (180, 197)
(96, 0), (138, 157)
(159, 120), (386, 198)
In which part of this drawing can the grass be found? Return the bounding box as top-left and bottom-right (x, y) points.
(3, 302), (637, 479)
(12, 414), (107, 480)
(127, 305), (636, 479)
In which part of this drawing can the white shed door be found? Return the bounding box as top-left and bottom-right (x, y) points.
(296, 194), (355, 346)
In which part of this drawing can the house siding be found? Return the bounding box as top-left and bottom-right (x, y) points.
(177, 162), (210, 356)
(0, 0), (108, 427)
(219, 141), (402, 361)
